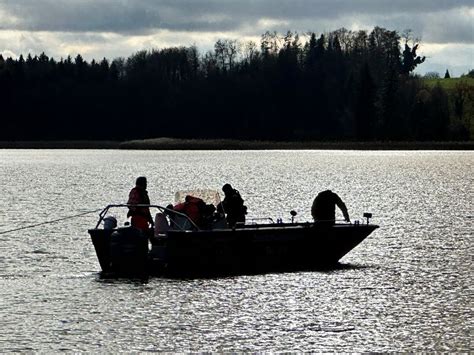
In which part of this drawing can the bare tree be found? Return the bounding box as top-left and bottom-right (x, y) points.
(226, 39), (240, 71)
(260, 31), (281, 57)
(243, 40), (259, 64)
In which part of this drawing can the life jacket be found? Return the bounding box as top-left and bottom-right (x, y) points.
(127, 186), (151, 219)
(174, 195), (206, 224)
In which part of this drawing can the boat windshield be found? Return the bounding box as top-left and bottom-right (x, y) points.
(174, 189), (222, 206)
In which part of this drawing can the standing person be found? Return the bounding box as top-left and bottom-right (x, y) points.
(217, 183), (247, 227)
(311, 190), (350, 225)
(127, 176), (154, 230)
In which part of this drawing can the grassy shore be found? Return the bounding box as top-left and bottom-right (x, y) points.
(1, 138), (473, 150)
(422, 77), (474, 136)
(423, 77), (474, 90)
(0, 140), (120, 149)
(119, 138), (474, 150)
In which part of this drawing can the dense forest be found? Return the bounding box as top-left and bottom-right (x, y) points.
(0, 26), (472, 141)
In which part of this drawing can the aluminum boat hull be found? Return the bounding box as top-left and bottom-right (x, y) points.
(89, 222), (378, 277)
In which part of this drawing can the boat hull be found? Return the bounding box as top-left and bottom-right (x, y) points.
(89, 223), (378, 277)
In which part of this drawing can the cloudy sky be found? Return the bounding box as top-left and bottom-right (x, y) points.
(0, 0), (472, 76)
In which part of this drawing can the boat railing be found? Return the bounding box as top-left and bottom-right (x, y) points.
(95, 205), (373, 231)
(246, 217), (275, 224)
(95, 204), (200, 231)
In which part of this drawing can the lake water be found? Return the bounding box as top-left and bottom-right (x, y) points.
(0, 149), (472, 352)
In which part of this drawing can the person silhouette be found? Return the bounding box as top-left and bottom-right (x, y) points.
(311, 190), (350, 225)
(217, 183), (247, 227)
(127, 176), (154, 230)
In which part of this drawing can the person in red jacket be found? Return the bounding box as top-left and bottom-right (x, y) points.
(127, 176), (154, 230)
(173, 195), (203, 224)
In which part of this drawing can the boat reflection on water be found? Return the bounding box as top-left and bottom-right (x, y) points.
(88, 190), (378, 278)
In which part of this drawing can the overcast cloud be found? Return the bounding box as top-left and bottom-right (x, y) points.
(0, 0), (472, 75)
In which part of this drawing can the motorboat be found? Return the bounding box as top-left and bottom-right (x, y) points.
(88, 190), (378, 277)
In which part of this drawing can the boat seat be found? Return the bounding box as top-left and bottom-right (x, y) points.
(154, 212), (169, 237)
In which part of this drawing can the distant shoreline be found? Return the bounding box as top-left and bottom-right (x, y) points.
(0, 138), (473, 150)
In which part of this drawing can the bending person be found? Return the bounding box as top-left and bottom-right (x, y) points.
(311, 190), (350, 225)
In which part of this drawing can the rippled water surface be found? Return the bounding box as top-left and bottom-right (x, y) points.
(0, 150), (472, 352)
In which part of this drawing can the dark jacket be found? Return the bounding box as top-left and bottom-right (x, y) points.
(217, 189), (247, 227)
(311, 190), (350, 223)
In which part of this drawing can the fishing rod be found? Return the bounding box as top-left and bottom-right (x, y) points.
(0, 204), (199, 236)
(0, 208), (103, 235)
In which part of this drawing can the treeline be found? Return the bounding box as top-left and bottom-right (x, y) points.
(0, 26), (471, 141)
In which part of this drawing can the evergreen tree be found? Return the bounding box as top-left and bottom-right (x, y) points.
(354, 62), (376, 140)
(378, 67), (401, 139)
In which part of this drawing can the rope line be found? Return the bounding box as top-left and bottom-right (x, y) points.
(0, 209), (103, 235)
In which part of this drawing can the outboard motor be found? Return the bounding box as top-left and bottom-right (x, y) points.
(109, 227), (149, 274)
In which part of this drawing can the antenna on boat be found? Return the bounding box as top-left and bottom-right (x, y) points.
(363, 212), (372, 225)
(290, 210), (297, 223)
